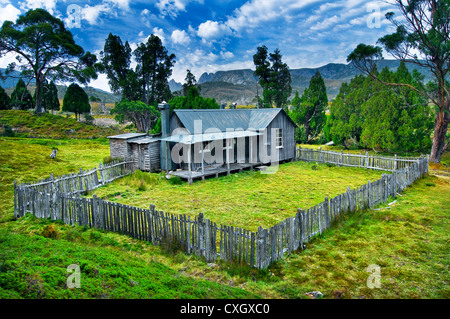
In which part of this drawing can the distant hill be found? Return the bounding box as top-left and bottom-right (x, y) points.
(195, 60), (433, 105)
(0, 68), (121, 103)
(169, 79), (183, 92)
(3, 60), (434, 107)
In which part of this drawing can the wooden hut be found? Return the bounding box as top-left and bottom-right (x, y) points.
(107, 133), (147, 160)
(108, 105), (297, 182)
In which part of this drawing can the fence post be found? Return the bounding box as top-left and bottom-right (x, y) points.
(198, 213), (204, 257)
(92, 194), (99, 229)
(365, 152), (369, 169)
(324, 197), (330, 228)
(14, 181), (18, 219)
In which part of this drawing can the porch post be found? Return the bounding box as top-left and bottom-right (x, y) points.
(201, 142), (205, 176)
(188, 143), (192, 175)
(226, 138), (230, 174)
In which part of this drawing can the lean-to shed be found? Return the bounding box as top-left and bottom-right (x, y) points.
(127, 137), (161, 172)
(107, 133), (147, 160)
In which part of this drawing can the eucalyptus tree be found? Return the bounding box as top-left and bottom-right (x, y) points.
(0, 9), (100, 114)
(347, 0), (449, 162)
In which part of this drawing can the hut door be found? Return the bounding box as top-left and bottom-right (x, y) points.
(138, 144), (144, 171)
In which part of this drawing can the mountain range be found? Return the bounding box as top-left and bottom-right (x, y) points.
(2, 60), (433, 106)
(188, 60), (433, 105)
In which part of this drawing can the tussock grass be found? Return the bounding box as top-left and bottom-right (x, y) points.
(92, 161), (383, 231)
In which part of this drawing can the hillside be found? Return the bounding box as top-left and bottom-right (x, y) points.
(194, 60), (433, 105)
(0, 110), (124, 139)
(2, 60), (434, 107)
(0, 69), (121, 104)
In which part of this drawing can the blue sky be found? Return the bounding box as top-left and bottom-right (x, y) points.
(0, 0), (400, 92)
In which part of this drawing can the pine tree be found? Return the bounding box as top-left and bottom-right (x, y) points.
(253, 46), (291, 109)
(0, 85), (10, 110)
(62, 83), (90, 120)
(10, 79), (33, 110)
(328, 62), (433, 152)
(33, 81), (60, 113)
(295, 70), (328, 143)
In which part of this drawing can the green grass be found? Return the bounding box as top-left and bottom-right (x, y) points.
(0, 110), (122, 139)
(0, 135), (448, 299)
(91, 162), (383, 231)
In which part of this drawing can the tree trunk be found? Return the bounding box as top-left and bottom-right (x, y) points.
(429, 109), (449, 163)
(34, 78), (44, 114)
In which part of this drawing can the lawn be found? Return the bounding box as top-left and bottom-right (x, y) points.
(0, 136), (448, 299)
(90, 161), (383, 231)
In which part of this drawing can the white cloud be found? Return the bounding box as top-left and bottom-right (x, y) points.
(80, 4), (109, 25)
(20, 0), (57, 15)
(221, 51), (234, 59)
(156, 0), (188, 19)
(171, 29), (190, 45)
(0, 3), (21, 24)
(155, 0), (203, 19)
(105, 0), (130, 11)
(88, 73), (112, 93)
(226, 0), (322, 33)
(197, 20), (231, 42)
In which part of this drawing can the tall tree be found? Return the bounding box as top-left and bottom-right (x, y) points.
(347, 0), (449, 163)
(328, 63), (433, 152)
(100, 33), (139, 101)
(33, 80), (59, 113)
(0, 85), (10, 110)
(43, 81), (60, 113)
(183, 69), (197, 96)
(292, 70), (328, 143)
(10, 78), (33, 110)
(0, 9), (100, 114)
(62, 83), (90, 120)
(134, 34), (176, 104)
(253, 46), (292, 109)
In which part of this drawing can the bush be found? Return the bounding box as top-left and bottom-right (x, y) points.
(2, 125), (14, 137)
(168, 176), (183, 185)
(84, 114), (95, 124)
(41, 225), (60, 239)
(103, 156), (114, 164)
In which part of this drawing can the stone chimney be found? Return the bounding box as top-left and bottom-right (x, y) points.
(158, 102), (171, 171)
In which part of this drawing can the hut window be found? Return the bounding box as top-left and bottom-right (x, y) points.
(276, 128), (283, 148)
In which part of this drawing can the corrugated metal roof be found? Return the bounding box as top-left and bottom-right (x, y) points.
(127, 137), (160, 144)
(173, 108), (289, 133)
(160, 130), (262, 144)
(107, 133), (147, 140)
(248, 109), (282, 129)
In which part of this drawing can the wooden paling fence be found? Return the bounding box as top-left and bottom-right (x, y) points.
(15, 160), (135, 199)
(296, 146), (420, 171)
(14, 150), (429, 269)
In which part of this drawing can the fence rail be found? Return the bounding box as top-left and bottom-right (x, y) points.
(14, 149), (429, 269)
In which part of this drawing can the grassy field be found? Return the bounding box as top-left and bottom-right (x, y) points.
(0, 110), (448, 299)
(91, 162), (383, 231)
(0, 136), (448, 299)
(0, 110), (124, 139)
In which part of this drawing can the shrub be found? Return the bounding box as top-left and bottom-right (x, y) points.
(168, 176), (183, 185)
(103, 156), (114, 164)
(41, 225), (60, 239)
(2, 125), (14, 137)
